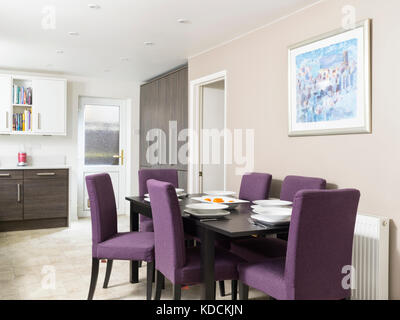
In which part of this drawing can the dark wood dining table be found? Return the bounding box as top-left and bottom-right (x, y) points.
(125, 194), (290, 300)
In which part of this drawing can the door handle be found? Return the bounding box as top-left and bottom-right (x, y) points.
(113, 149), (124, 165)
(17, 183), (21, 203)
(37, 113), (40, 130)
(6, 111), (9, 129)
(36, 172), (56, 176)
(0, 173), (11, 177)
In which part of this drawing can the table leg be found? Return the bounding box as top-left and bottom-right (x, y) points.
(130, 203), (139, 283)
(200, 227), (216, 300)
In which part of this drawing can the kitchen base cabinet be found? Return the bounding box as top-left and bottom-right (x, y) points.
(0, 178), (23, 222)
(0, 169), (69, 232)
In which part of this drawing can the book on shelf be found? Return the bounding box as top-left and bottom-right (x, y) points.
(13, 110), (32, 132)
(13, 85), (32, 105)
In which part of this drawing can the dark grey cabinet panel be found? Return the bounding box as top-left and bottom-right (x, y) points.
(178, 170), (188, 191)
(140, 67), (188, 170)
(0, 179), (23, 221)
(24, 177), (68, 220)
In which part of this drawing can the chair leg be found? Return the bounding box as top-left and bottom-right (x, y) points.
(87, 258), (99, 300)
(239, 281), (249, 300)
(173, 283), (182, 300)
(231, 280), (238, 300)
(154, 270), (164, 300)
(219, 281), (226, 296)
(103, 259), (113, 288)
(146, 261), (154, 300)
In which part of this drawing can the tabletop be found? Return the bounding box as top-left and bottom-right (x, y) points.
(125, 194), (290, 238)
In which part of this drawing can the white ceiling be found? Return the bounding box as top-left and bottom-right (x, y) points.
(0, 0), (320, 82)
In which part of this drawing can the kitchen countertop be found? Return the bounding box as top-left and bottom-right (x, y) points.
(0, 165), (70, 170)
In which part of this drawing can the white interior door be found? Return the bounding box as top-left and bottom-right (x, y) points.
(200, 80), (226, 192)
(78, 97), (127, 216)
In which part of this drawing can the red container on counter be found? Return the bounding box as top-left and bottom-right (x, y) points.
(18, 152), (27, 166)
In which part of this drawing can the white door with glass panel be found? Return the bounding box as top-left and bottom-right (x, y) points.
(78, 97), (127, 216)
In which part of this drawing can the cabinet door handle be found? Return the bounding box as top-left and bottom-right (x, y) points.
(37, 113), (40, 130)
(36, 172), (56, 176)
(6, 111), (9, 129)
(17, 184), (21, 203)
(0, 173), (11, 177)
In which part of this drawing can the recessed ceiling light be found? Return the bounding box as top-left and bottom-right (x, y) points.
(68, 31), (79, 36)
(120, 57), (129, 62)
(88, 4), (101, 9)
(144, 41), (154, 46)
(56, 49), (64, 54)
(177, 18), (190, 24)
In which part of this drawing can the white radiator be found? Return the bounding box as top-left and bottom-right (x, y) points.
(351, 214), (389, 300)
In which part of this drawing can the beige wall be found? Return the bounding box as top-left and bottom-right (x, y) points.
(189, 0), (400, 299)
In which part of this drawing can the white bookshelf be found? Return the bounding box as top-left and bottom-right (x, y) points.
(0, 74), (67, 136)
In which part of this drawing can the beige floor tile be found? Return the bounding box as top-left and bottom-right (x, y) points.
(0, 215), (268, 300)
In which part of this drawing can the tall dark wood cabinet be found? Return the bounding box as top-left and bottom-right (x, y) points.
(140, 66), (188, 190)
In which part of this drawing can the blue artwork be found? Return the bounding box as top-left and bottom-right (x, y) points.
(295, 38), (358, 123)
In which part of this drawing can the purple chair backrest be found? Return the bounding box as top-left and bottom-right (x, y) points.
(239, 172), (272, 201)
(85, 173), (118, 246)
(147, 179), (186, 282)
(284, 189), (360, 300)
(280, 175), (326, 202)
(138, 169), (179, 197)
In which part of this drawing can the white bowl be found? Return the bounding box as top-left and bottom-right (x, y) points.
(252, 207), (292, 221)
(253, 199), (292, 207)
(251, 214), (290, 225)
(186, 203), (229, 214)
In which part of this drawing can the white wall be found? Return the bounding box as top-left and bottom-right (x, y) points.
(0, 69), (140, 221)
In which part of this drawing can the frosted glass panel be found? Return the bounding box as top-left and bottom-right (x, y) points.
(84, 105), (120, 165)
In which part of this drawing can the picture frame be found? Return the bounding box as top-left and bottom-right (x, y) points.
(288, 19), (371, 136)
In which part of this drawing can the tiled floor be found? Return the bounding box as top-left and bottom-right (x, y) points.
(0, 215), (267, 300)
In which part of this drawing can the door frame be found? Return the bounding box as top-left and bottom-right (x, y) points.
(188, 70), (227, 193)
(77, 96), (130, 217)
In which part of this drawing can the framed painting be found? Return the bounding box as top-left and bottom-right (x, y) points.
(288, 19), (371, 136)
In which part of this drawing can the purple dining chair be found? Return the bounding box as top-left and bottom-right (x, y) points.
(138, 169), (179, 232)
(239, 172), (272, 202)
(218, 172), (272, 296)
(238, 189), (360, 300)
(147, 179), (244, 300)
(86, 173), (155, 300)
(280, 175), (326, 202)
(230, 174), (327, 262)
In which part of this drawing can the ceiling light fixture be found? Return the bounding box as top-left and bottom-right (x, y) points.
(144, 41), (154, 46)
(104, 69), (110, 73)
(120, 57), (129, 62)
(68, 31), (79, 36)
(177, 18), (190, 24)
(56, 50), (64, 54)
(88, 4), (101, 9)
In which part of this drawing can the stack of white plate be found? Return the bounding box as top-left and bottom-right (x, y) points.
(251, 200), (292, 225)
(184, 203), (230, 218)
